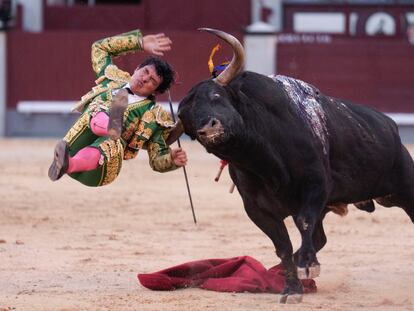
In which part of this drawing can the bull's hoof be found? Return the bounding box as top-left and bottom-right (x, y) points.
(297, 264), (320, 279)
(279, 293), (303, 304)
(279, 278), (303, 304)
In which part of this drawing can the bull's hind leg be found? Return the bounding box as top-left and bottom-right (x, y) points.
(375, 194), (414, 223)
(293, 212), (328, 278)
(399, 147), (414, 222)
(294, 177), (327, 279)
(294, 216), (323, 280)
(378, 146), (414, 223)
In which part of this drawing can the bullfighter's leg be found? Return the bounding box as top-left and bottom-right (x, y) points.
(294, 179), (327, 279)
(242, 198), (303, 303)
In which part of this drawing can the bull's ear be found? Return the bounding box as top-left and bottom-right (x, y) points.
(231, 72), (264, 101)
(225, 76), (247, 102)
(166, 119), (185, 145)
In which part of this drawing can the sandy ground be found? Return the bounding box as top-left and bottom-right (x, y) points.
(0, 138), (413, 311)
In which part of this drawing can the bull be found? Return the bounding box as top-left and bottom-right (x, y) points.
(171, 28), (414, 303)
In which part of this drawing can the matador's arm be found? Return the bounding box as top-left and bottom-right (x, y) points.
(91, 30), (143, 77)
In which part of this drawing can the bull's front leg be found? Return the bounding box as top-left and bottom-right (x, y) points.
(273, 222), (304, 304)
(242, 201), (303, 303)
(231, 168), (303, 303)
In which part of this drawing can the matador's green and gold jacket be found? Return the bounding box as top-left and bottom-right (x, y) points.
(64, 29), (178, 187)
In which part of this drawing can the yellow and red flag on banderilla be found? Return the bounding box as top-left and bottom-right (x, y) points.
(208, 44), (230, 77)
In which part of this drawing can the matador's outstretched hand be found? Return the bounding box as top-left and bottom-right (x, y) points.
(143, 33), (172, 56)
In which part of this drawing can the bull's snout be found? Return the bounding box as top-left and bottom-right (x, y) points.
(197, 118), (225, 145)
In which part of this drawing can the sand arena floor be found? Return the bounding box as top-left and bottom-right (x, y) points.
(0, 139), (413, 311)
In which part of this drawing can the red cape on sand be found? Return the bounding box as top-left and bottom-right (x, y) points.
(138, 256), (316, 294)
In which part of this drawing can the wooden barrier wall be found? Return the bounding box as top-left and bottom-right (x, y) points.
(7, 1), (414, 113)
(43, 1), (251, 32)
(277, 36), (414, 112)
(6, 30), (239, 108)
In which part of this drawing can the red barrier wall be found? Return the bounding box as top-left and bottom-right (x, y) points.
(8, 1), (414, 114)
(44, 5), (148, 31)
(6, 30), (240, 108)
(44, 0), (251, 32)
(8, 29), (414, 113)
(144, 0), (250, 32)
(277, 36), (414, 112)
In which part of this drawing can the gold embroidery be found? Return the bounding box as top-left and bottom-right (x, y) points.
(141, 110), (155, 123)
(99, 139), (119, 159)
(121, 100), (152, 121)
(148, 143), (176, 172)
(88, 98), (110, 117)
(121, 119), (139, 141)
(92, 85), (104, 93)
(64, 113), (89, 144)
(80, 89), (98, 103)
(73, 86), (109, 113)
(91, 30), (141, 75)
(127, 138), (145, 151)
(115, 38), (123, 48)
(152, 105), (175, 128)
(107, 81), (125, 90)
(102, 154), (122, 185)
(161, 127), (172, 141)
(104, 65), (131, 83)
(148, 142), (160, 158)
(123, 148), (138, 160)
(98, 154), (105, 165)
(95, 75), (106, 85)
(73, 81), (126, 113)
(142, 128), (153, 139)
(92, 47), (105, 60)
(136, 122), (145, 135)
(92, 48), (106, 72)
(136, 140), (145, 149)
(98, 139), (124, 186)
(125, 100), (152, 112)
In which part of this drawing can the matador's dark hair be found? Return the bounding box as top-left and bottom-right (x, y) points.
(138, 56), (175, 94)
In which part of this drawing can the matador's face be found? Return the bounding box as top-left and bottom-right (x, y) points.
(130, 64), (162, 97)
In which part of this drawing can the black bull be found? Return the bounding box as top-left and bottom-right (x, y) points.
(172, 29), (414, 303)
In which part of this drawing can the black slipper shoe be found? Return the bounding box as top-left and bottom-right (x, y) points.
(108, 89), (128, 140)
(48, 140), (69, 181)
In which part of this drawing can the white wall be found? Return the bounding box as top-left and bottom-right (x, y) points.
(244, 34), (277, 76)
(251, 0), (282, 31)
(294, 12), (346, 33)
(16, 0), (43, 32)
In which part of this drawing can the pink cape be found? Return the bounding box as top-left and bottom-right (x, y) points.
(138, 256), (316, 294)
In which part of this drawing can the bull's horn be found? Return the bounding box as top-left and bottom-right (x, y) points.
(199, 28), (245, 86)
(166, 119), (184, 145)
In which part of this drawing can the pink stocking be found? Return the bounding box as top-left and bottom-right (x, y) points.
(68, 147), (101, 173)
(90, 112), (109, 136)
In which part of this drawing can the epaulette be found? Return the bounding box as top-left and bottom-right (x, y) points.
(151, 104), (175, 128)
(104, 65), (131, 84)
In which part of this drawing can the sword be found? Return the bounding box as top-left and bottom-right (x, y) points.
(167, 90), (197, 224)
